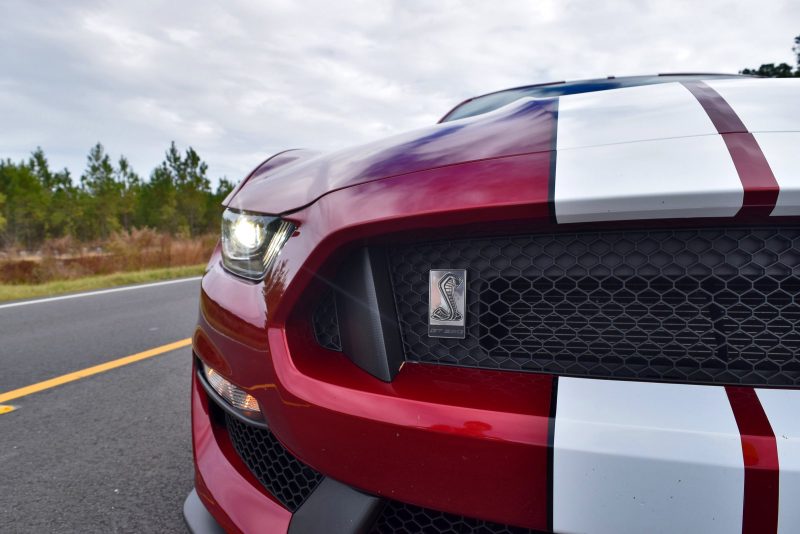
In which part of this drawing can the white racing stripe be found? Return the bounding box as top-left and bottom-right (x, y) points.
(554, 135), (743, 223)
(0, 276), (202, 310)
(556, 82), (718, 150)
(756, 389), (800, 534)
(553, 377), (744, 534)
(554, 82), (744, 223)
(553, 78), (800, 223)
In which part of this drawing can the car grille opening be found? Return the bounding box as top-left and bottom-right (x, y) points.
(389, 227), (800, 387)
(224, 413), (323, 511)
(312, 289), (342, 351)
(371, 500), (539, 534)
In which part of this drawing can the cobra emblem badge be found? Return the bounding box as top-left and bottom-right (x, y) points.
(428, 269), (467, 339)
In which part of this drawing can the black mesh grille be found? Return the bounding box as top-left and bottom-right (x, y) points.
(313, 290), (342, 351)
(371, 501), (539, 534)
(389, 227), (800, 386)
(225, 414), (323, 511)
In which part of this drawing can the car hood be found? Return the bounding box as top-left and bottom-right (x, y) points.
(226, 96), (557, 214)
(228, 78), (800, 216)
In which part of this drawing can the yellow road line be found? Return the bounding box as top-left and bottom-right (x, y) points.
(0, 405), (15, 414)
(0, 338), (192, 404)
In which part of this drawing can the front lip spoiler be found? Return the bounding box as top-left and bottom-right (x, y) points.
(183, 488), (225, 534)
(184, 476), (386, 534)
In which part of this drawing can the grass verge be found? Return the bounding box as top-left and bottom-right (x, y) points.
(0, 264), (206, 302)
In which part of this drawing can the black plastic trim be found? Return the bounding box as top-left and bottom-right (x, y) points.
(196, 367), (269, 430)
(335, 248), (404, 382)
(289, 477), (385, 534)
(183, 488), (226, 534)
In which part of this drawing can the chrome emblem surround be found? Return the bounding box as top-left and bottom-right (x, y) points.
(428, 269), (467, 339)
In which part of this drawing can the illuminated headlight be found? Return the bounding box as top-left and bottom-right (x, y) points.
(203, 364), (263, 420)
(221, 208), (294, 280)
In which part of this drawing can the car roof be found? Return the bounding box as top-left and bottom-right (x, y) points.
(439, 73), (749, 123)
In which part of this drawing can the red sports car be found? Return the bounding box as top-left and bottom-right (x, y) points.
(184, 74), (800, 534)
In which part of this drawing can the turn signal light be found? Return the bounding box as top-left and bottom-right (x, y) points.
(203, 364), (262, 420)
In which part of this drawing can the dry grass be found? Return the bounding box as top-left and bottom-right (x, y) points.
(0, 229), (217, 284)
(0, 264), (206, 302)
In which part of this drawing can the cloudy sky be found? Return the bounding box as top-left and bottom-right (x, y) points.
(1, 0), (798, 185)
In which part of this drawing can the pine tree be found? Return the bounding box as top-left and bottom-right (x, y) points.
(80, 143), (123, 240)
(116, 156), (141, 231)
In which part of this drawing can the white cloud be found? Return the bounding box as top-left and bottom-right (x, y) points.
(0, 0), (797, 184)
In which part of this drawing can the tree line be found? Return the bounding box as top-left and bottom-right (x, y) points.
(0, 142), (235, 249)
(740, 35), (800, 77)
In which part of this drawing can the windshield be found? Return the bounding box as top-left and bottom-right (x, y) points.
(440, 73), (745, 122)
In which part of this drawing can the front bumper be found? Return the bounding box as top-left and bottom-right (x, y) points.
(191, 266), (800, 534)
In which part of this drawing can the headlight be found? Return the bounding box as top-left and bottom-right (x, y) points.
(221, 208), (294, 280)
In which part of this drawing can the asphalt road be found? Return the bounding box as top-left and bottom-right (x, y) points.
(0, 278), (202, 533)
